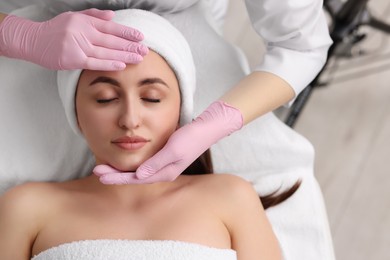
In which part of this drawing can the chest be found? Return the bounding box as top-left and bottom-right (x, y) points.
(32, 192), (230, 255)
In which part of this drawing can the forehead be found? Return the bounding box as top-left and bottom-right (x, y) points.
(79, 51), (178, 87)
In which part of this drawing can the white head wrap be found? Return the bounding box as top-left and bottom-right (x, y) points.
(57, 9), (196, 135)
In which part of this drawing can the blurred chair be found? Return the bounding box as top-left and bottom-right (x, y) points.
(285, 0), (390, 127)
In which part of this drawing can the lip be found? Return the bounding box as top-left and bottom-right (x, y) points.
(112, 135), (149, 151)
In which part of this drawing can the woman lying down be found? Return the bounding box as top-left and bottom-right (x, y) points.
(0, 9), (300, 260)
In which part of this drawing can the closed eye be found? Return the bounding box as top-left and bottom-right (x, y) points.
(142, 98), (160, 103)
(97, 98), (118, 104)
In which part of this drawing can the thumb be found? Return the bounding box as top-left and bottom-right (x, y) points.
(79, 8), (115, 21)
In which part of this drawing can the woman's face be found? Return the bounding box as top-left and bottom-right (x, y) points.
(76, 51), (181, 171)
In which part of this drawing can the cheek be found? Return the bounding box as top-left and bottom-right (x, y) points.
(77, 104), (97, 134)
(149, 100), (180, 140)
(76, 101), (113, 145)
(162, 99), (181, 127)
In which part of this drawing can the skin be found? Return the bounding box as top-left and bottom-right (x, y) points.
(0, 13), (6, 23)
(0, 51), (282, 260)
(220, 71), (294, 125)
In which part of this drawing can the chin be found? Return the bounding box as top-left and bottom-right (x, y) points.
(98, 152), (151, 172)
(110, 159), (144, 172)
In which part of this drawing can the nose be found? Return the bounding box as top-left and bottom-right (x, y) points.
(118, 100), (141, 130)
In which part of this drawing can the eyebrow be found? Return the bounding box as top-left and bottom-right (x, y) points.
(89, 76), (169, 88)
(89, 76), (120, 87)
(139, 78), (169, 88)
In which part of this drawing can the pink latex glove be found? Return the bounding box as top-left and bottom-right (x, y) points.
(0, 9), (148, 70)
(93, 101), (243, 184)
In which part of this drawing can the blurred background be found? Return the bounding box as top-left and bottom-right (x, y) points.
(223, 0), (390, 259)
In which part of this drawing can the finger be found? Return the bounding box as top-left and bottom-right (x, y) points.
(141, 165), (181, 183)
(136, 163), (159, 179)
(136, 151), (181, 179)
(92, 34), (149, 55)
(96, 20), (144, 42)
(87, 45), (144, 64)
(113, 167), (178, 185)
(134, 163), (186, 184)
(83, 51), (143, 70)
(93, 164), (121, 176)
(79, 8), (115, 21)
(83, 57), (127, 71)
(99, 172), (138, 185)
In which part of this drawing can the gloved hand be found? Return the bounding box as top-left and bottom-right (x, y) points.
(93, 101), (243, 184)
(0, 9), (148, 70)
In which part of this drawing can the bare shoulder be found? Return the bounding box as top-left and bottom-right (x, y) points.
(0, 182), (60, 215)
(182, 173), (261, 207)
(187, 173), (256, 192)
(183, 175), (280, 259)
(0, 183), (58, 250)
(1, 181), (63, 199)
(0, 180), (80, 221)
(183, 172), (241, 184)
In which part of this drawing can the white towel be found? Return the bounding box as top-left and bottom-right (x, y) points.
(31, 240), (237, 260)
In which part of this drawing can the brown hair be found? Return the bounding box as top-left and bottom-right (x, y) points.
(183, 150), (301, 210)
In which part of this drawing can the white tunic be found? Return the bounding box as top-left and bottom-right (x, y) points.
(0, 1), (335, 259)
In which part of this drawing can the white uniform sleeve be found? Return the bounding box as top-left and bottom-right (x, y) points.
(245, 0), (332, 100)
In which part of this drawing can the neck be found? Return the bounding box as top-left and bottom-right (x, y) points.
(83, 173), (181, 204)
